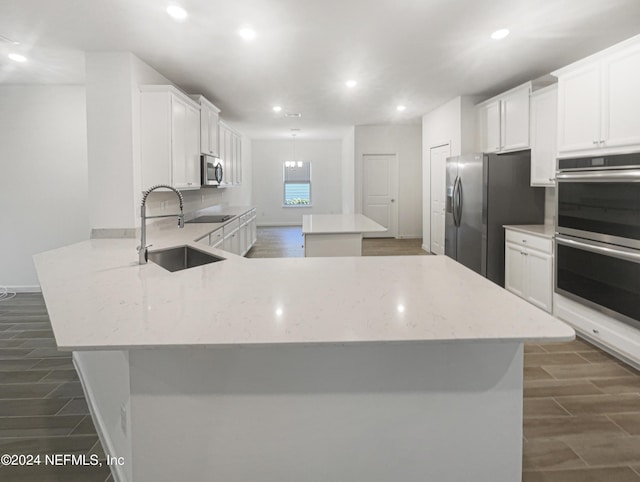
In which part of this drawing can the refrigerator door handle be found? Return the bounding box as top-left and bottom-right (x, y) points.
(455, 176), (463, 226)
(452, 176), (460, 227)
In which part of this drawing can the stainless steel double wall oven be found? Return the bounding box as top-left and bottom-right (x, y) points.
(555, 153), (640, 328)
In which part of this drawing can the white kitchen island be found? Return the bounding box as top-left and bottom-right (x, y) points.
(302, 213), (387, 256)
(33, 217), (573, 482)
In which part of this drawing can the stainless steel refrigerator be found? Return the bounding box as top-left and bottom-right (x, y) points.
(445, 151), (545, 287)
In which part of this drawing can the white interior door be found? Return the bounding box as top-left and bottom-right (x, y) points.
(363, 154), (397, 238)
(430, 144), (449, 255)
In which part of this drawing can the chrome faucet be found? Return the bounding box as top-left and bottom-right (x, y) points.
(138, 184), (185, 264)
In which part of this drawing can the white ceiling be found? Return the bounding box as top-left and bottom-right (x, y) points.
(2, 0), (640, 139)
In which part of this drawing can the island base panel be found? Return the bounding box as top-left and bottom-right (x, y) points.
(101, 342), (526, 482)
(304, 233), (363, 257)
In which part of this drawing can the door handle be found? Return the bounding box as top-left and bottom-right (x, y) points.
(452, 176), (460, 227)
(390, 199), (395, 203)
(455, 177), (463, 226)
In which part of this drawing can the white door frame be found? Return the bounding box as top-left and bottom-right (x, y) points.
(362, 153), (399, 238)
(428, 142), (451, 253)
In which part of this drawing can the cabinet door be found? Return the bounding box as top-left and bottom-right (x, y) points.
(235, 134), (242, 185)
(501, 86), (530, 152)
(557, 63), (601, 153)
(505, 242), (525, 298)
(209, 109), (220, 157)
(171, 97), (188, 188)
(199, 104), (210, 155)
(185, 103), (201, 188)
(525, 249), (553, 313)
(530, 86), (558, 186)
(602, 44), (640, 149)
(479, 101), (501, 153)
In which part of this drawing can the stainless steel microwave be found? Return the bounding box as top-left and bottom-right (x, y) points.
(202, 155), (223, 186)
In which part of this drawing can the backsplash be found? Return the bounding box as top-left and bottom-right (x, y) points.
(544, 187), (556, 226)
(143, 188), (226, 222)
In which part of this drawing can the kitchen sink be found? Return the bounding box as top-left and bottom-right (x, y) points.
(147, 245), (224, 272)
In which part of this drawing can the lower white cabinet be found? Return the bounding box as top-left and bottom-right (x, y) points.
(505, 229), (553, 313)
(198, 209), (257, 256)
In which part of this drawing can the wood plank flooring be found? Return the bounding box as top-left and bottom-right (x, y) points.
(246, 226), (428, 258)
(0, 293), (112, 482)
(2, 227), (637, 481)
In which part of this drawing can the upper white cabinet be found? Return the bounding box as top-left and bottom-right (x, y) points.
(476, 82), (531, 153)
(477, 100), (501, 153)
(140, 85), (201, 190)
(191, 95), (221, 157)
(219, 121), (242, 186)
(555, 37), (640, 156)
(530, 85), (558, 186)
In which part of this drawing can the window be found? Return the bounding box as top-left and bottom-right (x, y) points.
(283, 161), (311, 206)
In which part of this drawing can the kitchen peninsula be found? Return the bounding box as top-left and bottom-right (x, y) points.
(34, 213), (573, 482)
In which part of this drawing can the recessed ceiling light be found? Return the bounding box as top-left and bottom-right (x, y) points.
(345, 80), (357, 88)
(166, 5), (187, 21)
(491, 28), (510, 40)
(273, 106), (282, 112)
(8, 53), (27, 63)
(396, 105), (406, 112)
(238, 26), (256, 41)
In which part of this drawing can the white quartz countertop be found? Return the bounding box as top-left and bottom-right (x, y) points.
(302, 214), (387, 234)
(503, 224), (556, 239)
(34, 212), (573, 350)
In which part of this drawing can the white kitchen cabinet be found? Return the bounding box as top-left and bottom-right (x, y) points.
(223, 218), (241, 254)
(191, 95), (221, 157)
(218, 121), (243, 186)
(140, 85), (201, 191)
(476, 83), (531, 153)
(555, 37), (640, 156)
(477, 100), (501, 153)
(208, 228), (223, 248)
(530, 85), (558, 186)
(504, 229), (553, 313)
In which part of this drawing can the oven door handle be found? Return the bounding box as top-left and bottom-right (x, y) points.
(556, 169), (640, 182)
(556, 235), (640, 264)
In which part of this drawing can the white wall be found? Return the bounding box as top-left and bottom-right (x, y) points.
(341, 127), (355, 214)
(86, 52), (250, 232)
(252, 139), (342, 225)
(354, 125), (422, 238)
(0, 86), (89, 289)
(421, 96), (479, 250)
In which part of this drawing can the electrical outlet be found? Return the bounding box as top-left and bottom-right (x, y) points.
(120, 403), (127, 434)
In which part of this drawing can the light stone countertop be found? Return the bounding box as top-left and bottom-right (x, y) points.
(302, 214), (387, 235)
(503, 224), (556, 239)
(34, 210), (574, 351)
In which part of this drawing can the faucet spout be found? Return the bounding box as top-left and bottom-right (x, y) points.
(139, 185), (185, 265)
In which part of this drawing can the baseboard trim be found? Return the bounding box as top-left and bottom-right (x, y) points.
(3, 285), (41, 293)
(72, 354), (128, 482)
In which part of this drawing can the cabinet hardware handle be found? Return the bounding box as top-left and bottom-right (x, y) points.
(549, 178), (555, 182)
(522, 239), (527, 243)
(592, 329), (599, 334)
(593, 140), (599, 145)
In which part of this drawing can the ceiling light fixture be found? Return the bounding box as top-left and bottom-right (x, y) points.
(238, 26), (257, 41)
(273, 106), (282, 112)
(396, 105), (406, 112)
(166, 5), (188, 20)
(491, 28), (510, 40)
(8, 53), (27, 63)
(345, 80), (357, 88)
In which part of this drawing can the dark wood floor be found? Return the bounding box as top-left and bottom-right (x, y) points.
(246, 226), (428, 258)
(2, 227), (638, 481)
(0, 293), (112, 481)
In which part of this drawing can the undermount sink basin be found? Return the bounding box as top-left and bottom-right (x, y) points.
(147, 245), (224, 272)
